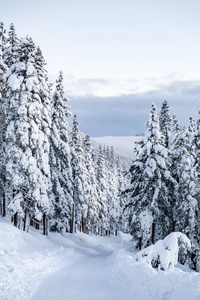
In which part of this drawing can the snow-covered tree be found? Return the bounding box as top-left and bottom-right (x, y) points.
(192, 113), (200, 244)
(174, 124), (198, 246)
(32, 42), (52, 234)
(70, 114), (84, 232)
(49, 72), (72, 233)
(95, 144), (108, 235)
(0, 22), (6, 91)
(167, 113), (183, 232)
(124, 103), (175, 249)
(159, 100), (171, 148)
(3, 23), (19, 68)
(4, 37), (51, 232)
(82, 135), (99, 234)
(116, 155), (128, 232)
(0, 22), (7, 216)
(106, 147), (120, 235)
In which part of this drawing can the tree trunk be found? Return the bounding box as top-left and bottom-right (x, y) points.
(35, 222), (40, 230)
(81, 216), (84, 233)
(139, 237), (142, 250)
(172, 220), (176, 232)
(30, 219), (34, 227)
(2, 192), (6, 217)
(82, 217), (87, 234)
(18, 217), (21, 230)
(14, 212), (18, 227)
(152, 222), (155, 244)
(23, 209), (29, 233)
(14, 212), (20, 229)
(70, 203), (75, 234)
(43, 213), (46, 235)
(43, 213), (48, 235)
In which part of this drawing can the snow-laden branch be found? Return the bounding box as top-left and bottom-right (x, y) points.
(135, 232), (191, 271)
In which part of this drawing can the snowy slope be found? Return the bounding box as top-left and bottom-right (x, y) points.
(1, 218), (200, 300)
(92, 136), (142, 159)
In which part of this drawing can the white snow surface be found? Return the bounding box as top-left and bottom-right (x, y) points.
(1, 218), (200, 300)
(135, 232), (191, 271)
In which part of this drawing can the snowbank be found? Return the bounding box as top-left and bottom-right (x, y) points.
(108, 249), (200, 300)
(0, 219), (131, 300)
(0, 219), (82, 300)
(1, 219), (200, 300)
(135, 232), (191, 270)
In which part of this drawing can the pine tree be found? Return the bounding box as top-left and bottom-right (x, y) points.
(192, 113), (200, 244)
(116, 155), (128, 232)
(33, 45), (52, 233)
(168, 113), (182, 232)
(174, 124), (198, 246)
(95, 144), (108, 235)
(159, 100), (171, 148)
(4, 37), (51, 231)
(82, 135), (99, 234)
(107, 147), (120, 235)
(0, 22), (7, 216)
(124, 103), (174, 249)
(70, 114), (84, 232)
(0, 22), (6, 91)
(189, 116), (196, 136)
(4, 23), (19, 68)
(49, 72), (72, 232)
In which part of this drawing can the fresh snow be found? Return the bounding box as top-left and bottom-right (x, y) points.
(135, 232), (191, 271)
(1, 218), (200, 300)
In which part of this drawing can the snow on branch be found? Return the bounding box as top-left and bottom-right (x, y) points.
(135, 232), (191, 271)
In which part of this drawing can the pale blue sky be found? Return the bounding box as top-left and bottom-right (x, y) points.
(1, 0), (200, 136)
(2, 0), (200, 81)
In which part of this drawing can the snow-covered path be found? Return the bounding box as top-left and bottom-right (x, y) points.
(2, 219), (200, 300)
(30, 230), (133, 300)
(31, 254), (130, 300)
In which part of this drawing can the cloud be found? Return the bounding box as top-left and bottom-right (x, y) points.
(48, 74), (200, 136)
(65, 77), (138, 97)
(66, 79), (200, 137)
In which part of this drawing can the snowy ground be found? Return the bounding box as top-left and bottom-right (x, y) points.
(1, 218), (200, 300)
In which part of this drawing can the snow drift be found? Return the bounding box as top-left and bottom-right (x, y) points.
(135, 232), (191, 271)
(1, 219), (200, 300)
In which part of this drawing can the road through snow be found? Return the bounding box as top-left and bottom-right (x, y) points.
(2, 220), (200, 300)
(30, 231), (200, 300)
(31, 253), (131, 300)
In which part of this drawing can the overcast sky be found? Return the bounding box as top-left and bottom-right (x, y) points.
(1, 0), (200, 136)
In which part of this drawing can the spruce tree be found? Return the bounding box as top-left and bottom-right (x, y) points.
(4, 23), (19, 68)
(192, 113), (200, 244)
(70, 114), (84, 232)
(159, 100), (171, 148)
(116, 155), (128, 232)
(49, 72), (72, 232)
(124, 103), (174, 249)
(4, 37), (51, 231)
(107, 147), (120, 235)
(168, 113), (182, 232)
(95, 144), (108, 235)
(82, 135), (99, 234)
(174, 124), (198, 246)
(0, 22), (6, 91)
(0, 22), (7, 216)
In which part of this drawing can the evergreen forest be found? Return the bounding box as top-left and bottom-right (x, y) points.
(1, 23), (200, 271)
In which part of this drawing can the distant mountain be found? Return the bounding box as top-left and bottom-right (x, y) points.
(92, 136), (142, 159)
